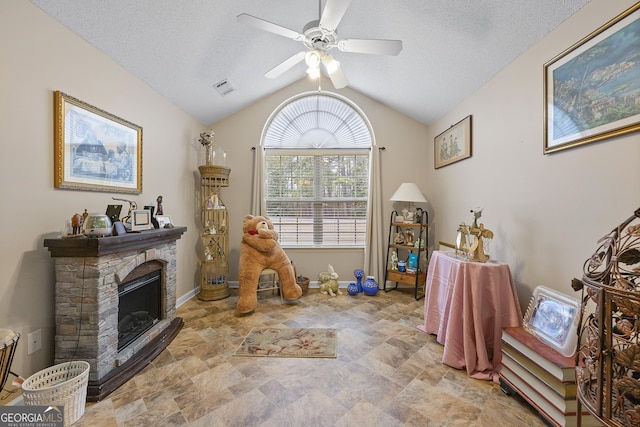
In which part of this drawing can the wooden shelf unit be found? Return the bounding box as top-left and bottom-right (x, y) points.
(383, 209), (428, 300)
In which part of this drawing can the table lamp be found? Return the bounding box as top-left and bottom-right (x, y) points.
(390, 182), (427, 223)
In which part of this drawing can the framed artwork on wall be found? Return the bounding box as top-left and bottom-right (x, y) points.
(434, 115), (472, 169)
(54, 91), (143, 193)
(544, 3), (640, 154)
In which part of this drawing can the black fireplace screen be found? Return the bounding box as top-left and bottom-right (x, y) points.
(118, 270), (161, 351)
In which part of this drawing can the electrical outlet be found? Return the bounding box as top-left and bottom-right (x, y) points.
(27, 329), (42, 355)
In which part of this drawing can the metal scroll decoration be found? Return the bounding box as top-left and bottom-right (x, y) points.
(576, 207), (640, 426)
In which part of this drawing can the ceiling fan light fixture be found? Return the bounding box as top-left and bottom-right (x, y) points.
(306, 66), (321, 79)
(239, 0), (403, 88)
(322, 54), (340, 75)
(305, 49), (323, 68)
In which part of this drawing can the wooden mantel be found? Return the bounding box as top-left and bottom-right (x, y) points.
(44, 226), (187, 257)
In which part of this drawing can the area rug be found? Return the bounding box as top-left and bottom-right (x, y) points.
(234, 327), (337, 358)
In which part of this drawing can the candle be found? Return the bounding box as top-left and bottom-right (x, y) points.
(223, 152), (227, 166)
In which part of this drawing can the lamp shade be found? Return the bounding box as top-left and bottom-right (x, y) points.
(390, 183), (427, 203)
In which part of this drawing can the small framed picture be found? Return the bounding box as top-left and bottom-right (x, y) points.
(156, 215), (173, 228)
(131, 209), (153, 231)
(105, 204), (122, 223)
(523, 285), (580, 357)
(434, 115), (472, 169)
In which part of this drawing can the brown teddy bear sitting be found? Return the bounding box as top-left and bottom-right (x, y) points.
(237, 214), (302, 313)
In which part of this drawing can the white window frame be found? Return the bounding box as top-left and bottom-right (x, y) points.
(261, 92), (373, 249)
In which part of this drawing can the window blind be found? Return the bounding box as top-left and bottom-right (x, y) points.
(265, 153), (369, 246)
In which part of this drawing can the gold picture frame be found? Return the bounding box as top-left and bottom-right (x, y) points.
(543, 3), (640, 154)
(434, 115), (472, 169)
(54, 91), (142, 193)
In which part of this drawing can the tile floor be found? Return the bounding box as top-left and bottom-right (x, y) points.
(72, 287), (546, 426)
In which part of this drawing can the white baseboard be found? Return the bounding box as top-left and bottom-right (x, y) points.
(176, 288), (199, 307)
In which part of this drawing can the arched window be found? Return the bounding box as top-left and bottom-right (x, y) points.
(262, 92), (373, 247)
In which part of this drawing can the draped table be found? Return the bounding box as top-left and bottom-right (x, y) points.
(418, 251), (522, 381)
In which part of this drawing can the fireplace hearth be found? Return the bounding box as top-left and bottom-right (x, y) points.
(44, 227), (186, 401)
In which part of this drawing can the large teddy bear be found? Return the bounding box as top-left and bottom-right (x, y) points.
(237, 214), (302, 313)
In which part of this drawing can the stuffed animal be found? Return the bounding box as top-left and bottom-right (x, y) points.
(237, 214), (302, 313)
(319, 264), (342, 297)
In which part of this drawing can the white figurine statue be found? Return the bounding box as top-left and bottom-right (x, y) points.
(391, 249), (399, 270)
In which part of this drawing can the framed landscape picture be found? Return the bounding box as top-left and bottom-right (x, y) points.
(54, 91), (143, 193)
(544, 3), (640, 154)
(434, 115), (472, 169)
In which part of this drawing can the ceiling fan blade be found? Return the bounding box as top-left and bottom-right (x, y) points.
(264, 51), (307, 79)
(337, 38), (403, 56)
(319, 0), (353, 31)
(326, 62), (348, 89)
(237, 13), (304, 41)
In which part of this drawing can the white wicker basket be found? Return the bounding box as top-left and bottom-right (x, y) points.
(22, 361), (90, 426)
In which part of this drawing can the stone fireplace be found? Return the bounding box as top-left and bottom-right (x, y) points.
(44, 227), (186, 401)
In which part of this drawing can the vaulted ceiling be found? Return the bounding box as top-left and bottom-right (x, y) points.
(29, 0), (591, 126)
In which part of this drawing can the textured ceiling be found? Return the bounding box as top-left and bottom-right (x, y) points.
(29, 0), (591, 126)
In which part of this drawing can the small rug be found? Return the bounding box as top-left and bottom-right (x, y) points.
(234, 327), (337, 358)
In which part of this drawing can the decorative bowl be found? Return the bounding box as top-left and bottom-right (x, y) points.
(83, 214), (112, 237)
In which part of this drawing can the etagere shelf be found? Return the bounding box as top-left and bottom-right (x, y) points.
(197, 165), (230, 300)
(383, 209), (428, 300)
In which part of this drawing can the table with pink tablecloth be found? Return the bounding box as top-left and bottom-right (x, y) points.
(418, 251), (522, 381)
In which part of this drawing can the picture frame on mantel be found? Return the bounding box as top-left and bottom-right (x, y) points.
(434, 115), (472, 169)
(543, 3), (640, 154)
(54, 91), (143, 194)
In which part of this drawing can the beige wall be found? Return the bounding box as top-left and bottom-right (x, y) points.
(211, 80), (429, 283)
(427, 0), (640, 309)
(0, 2), (203, 378)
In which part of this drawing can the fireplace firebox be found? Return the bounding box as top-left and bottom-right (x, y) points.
(118, 269), (161, 351)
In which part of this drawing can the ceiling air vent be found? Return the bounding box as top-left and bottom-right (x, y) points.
(213, 79), (233, 96)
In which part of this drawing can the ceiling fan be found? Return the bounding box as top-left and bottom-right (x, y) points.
(237, 0), (403, 89)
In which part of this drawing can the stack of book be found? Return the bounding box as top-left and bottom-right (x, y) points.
(499, 326), (598, 427)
